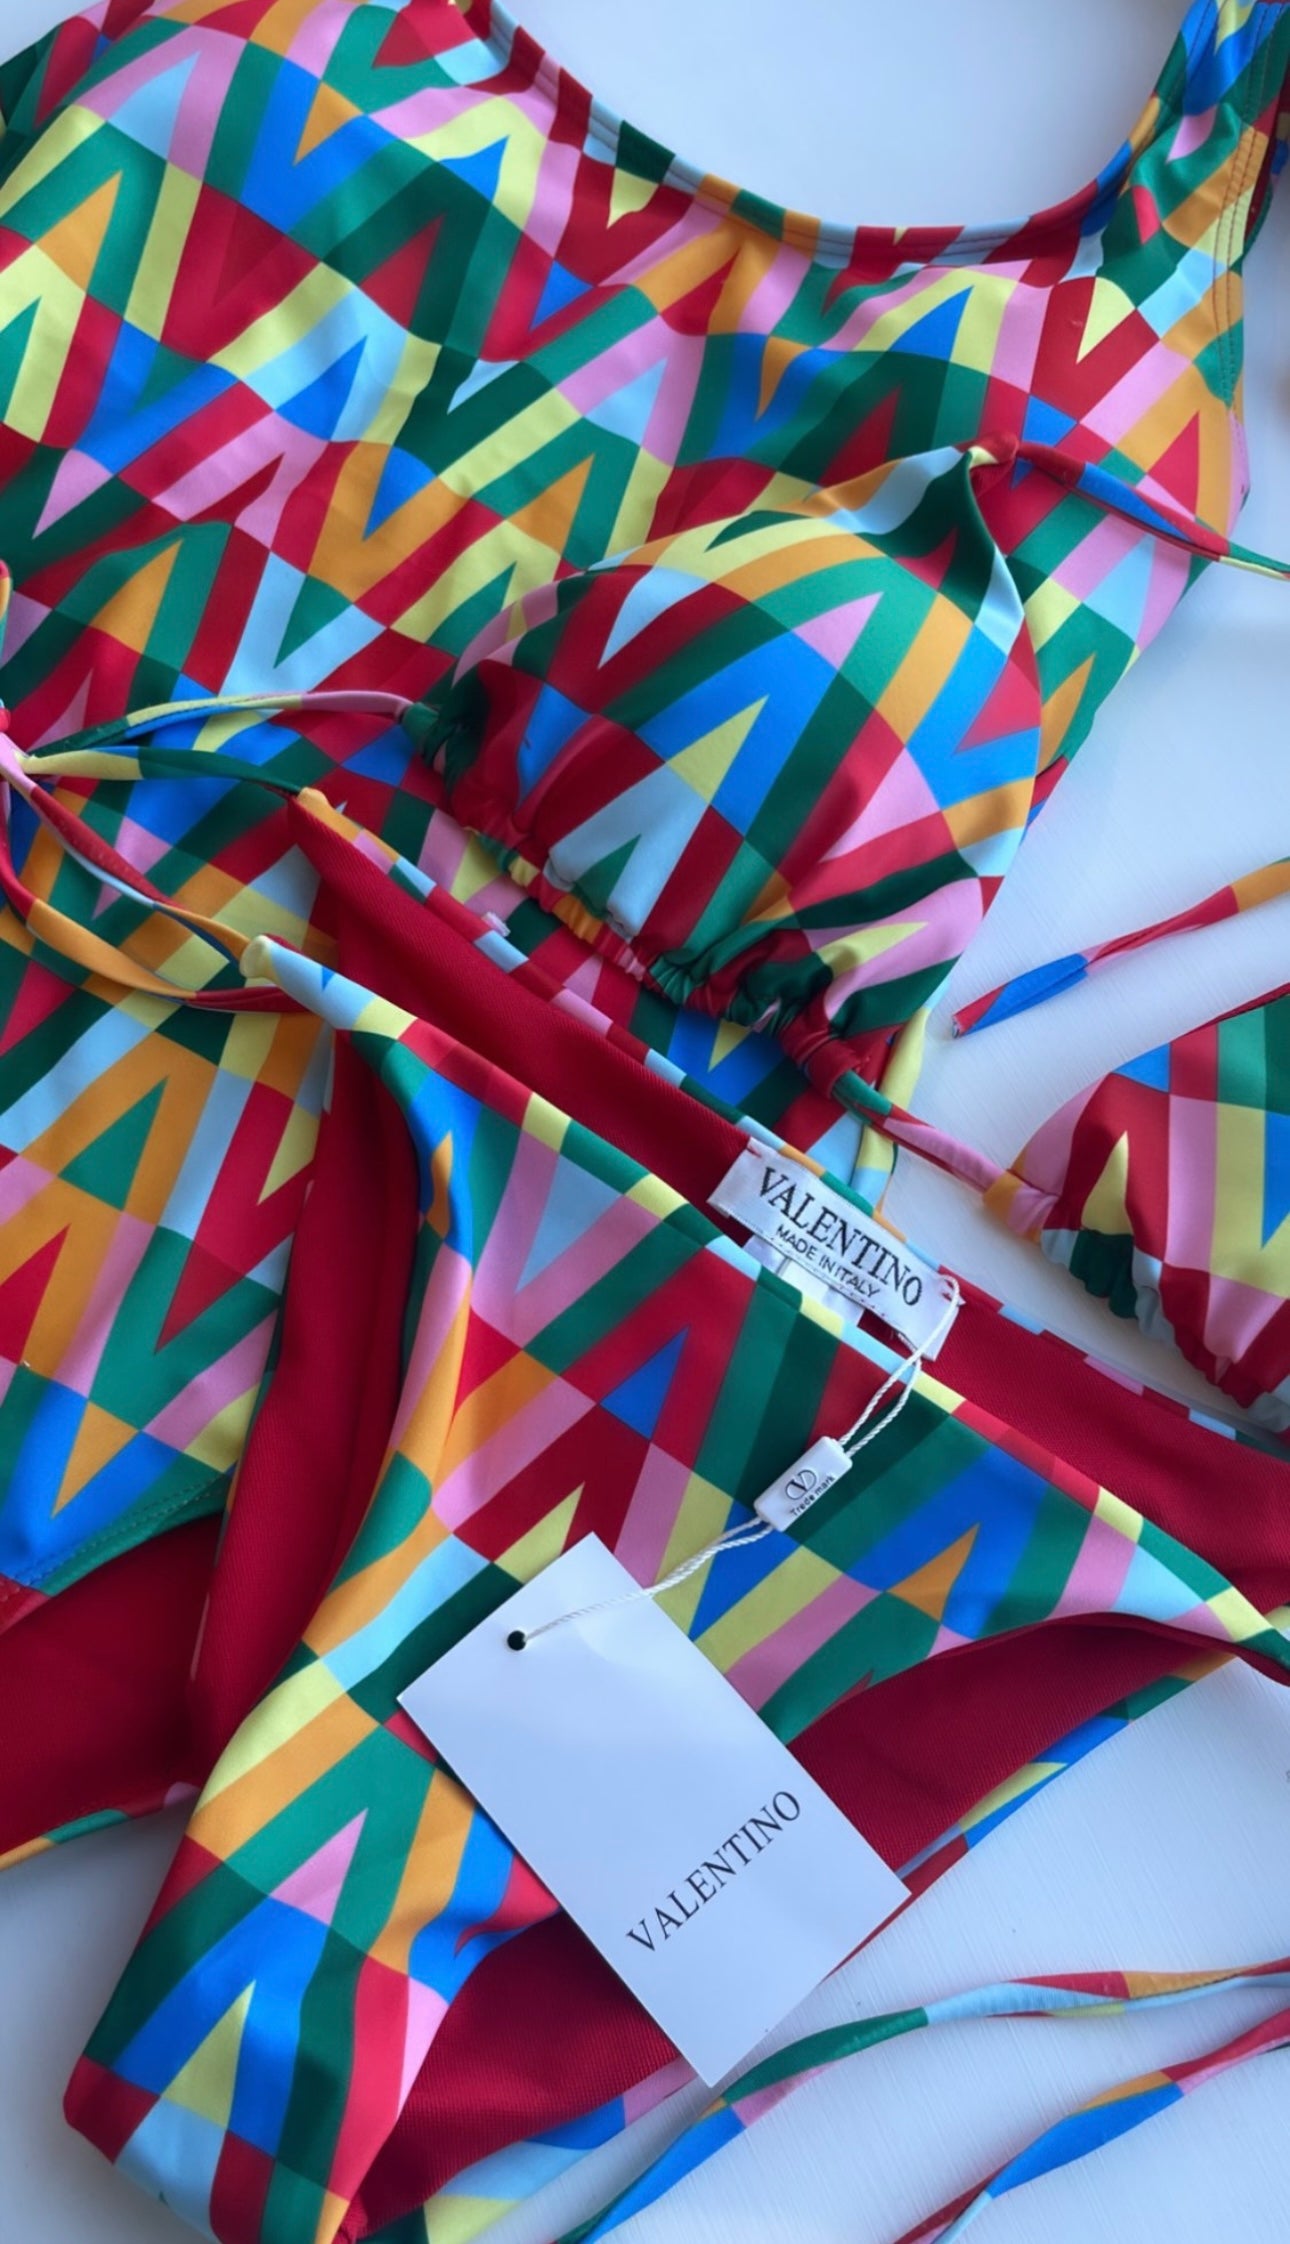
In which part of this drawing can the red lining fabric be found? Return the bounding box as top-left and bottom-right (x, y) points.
(188, 1033), (419, 1769)
(0, 1517), (217, 1859)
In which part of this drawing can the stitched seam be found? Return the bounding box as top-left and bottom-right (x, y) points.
(465, 0), (1197, 266)
(0, 1470), (226, 1608)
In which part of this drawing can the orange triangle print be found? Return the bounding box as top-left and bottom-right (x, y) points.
(294, 83), (360, 163)
(509, 458), (594, 554)
(892, 1527), (978, 1622)
(757, 336), (807, 418)
(91, 544), (182, 656)
(40, 175), (122, 293)
(52, 1401), (137, 1515)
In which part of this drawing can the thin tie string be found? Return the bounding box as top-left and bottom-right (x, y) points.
(509, 1280), (962, 1651)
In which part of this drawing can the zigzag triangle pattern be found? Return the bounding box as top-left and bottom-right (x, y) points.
(988, 983), (1290, 1428)
(57, 914), (1290, 2244)
(0, 1), (1286, 2239)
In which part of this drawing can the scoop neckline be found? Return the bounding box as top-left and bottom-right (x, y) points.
(463, 0), (1206, 268)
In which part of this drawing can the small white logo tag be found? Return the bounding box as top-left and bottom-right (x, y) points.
(753, 1435), (853, 1531)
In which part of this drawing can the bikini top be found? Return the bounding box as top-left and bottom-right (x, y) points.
(964, 873), (1290, 1428)
(396, 334), (1290, 1433)
(359, 0), (1290, 1112)
(406, 431), (1289, 1108)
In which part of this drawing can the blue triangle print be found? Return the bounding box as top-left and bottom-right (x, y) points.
(519, 1163), (622, 1289)
(586, 357), (666, 447)
(448, 356), (516, 411)
(516, 685), (587, 799)
(1262, 1111), (1290, 1246)
(601, 565), (699, 665)
(107, 52), (198, 161)
(366, 446), (435, 535)
(894, 289), (969, 360)
(282, 338), (366, 438)
(688, 1517), (785, 1640)
(1118, 1043), (1171, 1092)
(117, 2102), (224, 2235)
(602, 1330), (686, 1439)
(1024, 396), (1078, 447)
(1083, 532), (1155, 639)
(534, 261), (591, 327)
(347, 729), (418, 785)
(442, 137), (507, 202)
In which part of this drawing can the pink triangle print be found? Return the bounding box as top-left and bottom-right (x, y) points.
(271, 1809), (367, 1926)
(793, 590), (881, 669)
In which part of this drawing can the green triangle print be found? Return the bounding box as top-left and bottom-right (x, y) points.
(276, 572), (354, 667)
(570, 836), (640, 918)
(138, 336), (207, 413)
(0, 303), (38, 423)
(61, 1082), (166, 1211)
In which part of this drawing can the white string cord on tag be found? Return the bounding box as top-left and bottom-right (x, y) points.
(507, 1278), (962, 1651)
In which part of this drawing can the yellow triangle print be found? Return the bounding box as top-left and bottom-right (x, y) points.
(1077, 277), (1137, 362)
(1082, 1132), (1132, 1235)
(710, 1017), (752, 1066)
(259, 1102), (319, 1203)
(670, 698), (766, 801)
(424, 2188), (513, 2244)
(609, 169), (658, 226)
(818, 920), (922, 974)
(181, 1384), (262, 1473)
(165, 1984), (254, 2128)
(499, 1486), (583, 1581)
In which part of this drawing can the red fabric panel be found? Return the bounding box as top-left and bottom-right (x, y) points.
(189, 1034), (418, 1766)
(0, 1516), (217, 1857)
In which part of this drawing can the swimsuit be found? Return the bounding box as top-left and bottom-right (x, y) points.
(1, 0), (1290, 2236)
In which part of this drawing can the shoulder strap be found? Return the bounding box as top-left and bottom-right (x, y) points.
(559, 1951), (1290, 2244)
(954, 430), (1290, 1037)
(954, 856), (1290, 1036)
(1124, 1), (1290, 271)
(0, 687), (409, 1003)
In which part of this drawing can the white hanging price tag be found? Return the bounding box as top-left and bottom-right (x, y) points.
(400, 1536), (907, 2084)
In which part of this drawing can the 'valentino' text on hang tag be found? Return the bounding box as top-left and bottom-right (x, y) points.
(399, 1536), (907, 2084)
(710, 1142), (959, 1356)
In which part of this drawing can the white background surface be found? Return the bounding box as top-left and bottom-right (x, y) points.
(3, 2), (1290, 2240)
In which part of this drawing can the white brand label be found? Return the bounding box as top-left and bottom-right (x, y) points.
(399, 1537), (906, 2084)
(711, 1144), (959, 1357)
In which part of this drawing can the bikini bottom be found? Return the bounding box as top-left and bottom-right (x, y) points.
(14, 783), (1288, 2244)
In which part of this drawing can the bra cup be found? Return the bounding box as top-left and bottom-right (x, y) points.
(998, 989), (1290, 1427)
(408, 444), (1044, 1080)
